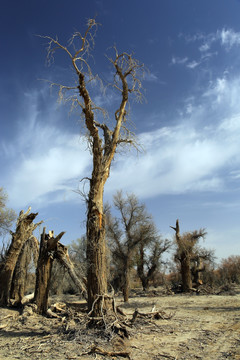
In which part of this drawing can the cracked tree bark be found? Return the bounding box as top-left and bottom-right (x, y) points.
(0, 207), (42, 306)
(34, 228), (87, 314)
(34, 228), (65, 314)
(10, 235), (39, 305)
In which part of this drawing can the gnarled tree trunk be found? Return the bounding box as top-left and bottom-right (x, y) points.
(86, 179), (109, 314)
(10, 235), (39, 305)
(0, 208), (42, 306)
(171, 220), (192, 292)
(192, 256), (204, 288)
(180, 255), (192, 292)
(34, 228), (65, 314)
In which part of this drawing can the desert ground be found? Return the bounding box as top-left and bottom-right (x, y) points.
(0, 286), (239, 360)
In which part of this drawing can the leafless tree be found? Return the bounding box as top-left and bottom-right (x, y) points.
(136, 237), (171, 291)
(69, 236), (87, 277)
(170, 219), (207, 292)
(190, 247), (215, 288)
(107, 191), (159, 301)
(41, 19), (144, 315)
(217, 255), (240, 285)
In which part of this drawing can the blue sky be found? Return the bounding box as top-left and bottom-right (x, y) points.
(1, 0), (240, 262)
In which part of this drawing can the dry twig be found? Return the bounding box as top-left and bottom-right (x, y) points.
(86, 345), (131, 359)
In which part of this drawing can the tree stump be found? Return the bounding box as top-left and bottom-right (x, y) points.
(0, 207), (42, 306)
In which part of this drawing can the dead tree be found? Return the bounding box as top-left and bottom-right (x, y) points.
(107, 192), (158, 301)
(0, 207), (42, 306)
(170, 219), (206, 292)
(10, 235), (39, 305)
(191, 248), (215, 288)
(42, 19), (144, 315)
(55, 242), (87, 299)
(34, 228), (87, 314)
(137, 238), (171, 291)
(34, 228), (65, 314)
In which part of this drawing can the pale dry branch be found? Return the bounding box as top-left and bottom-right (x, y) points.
(85, 345), (131, 359)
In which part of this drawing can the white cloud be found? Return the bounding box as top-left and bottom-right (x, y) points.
(218, 28), (240, 49)
(171, 56), (188, 65)
(1, 91), (91, 208)
(106, 124), (231, 198)
(2, 73), (240, 211)
(199, 43), (210, 52)
(178, 28), (240, 73)
(186, 60), (200, 69)
(203, 75), (240, 111)
(3, 128), (91, 208)
(190, 28), (240, 53)
(144, 72), (164, 84)
(106, 75), (240, 199)
(185, 103), (193, 114)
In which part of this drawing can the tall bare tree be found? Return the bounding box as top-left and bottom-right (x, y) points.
(170, 219), (207, 292)
(42, 19), (144, 315)
(107, 191), (158, 301)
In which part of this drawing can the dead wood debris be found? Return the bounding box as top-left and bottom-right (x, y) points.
(84, 345), (131, 359)
(131, 309), (174, 324)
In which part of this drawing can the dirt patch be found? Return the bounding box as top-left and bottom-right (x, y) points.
(0, 289), (239, 360)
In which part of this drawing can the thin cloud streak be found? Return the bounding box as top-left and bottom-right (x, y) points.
(106, 75), (240, 198)
(1, 71), (240, 211)
(1, 91), (92, 209)
(185, 28), (240, 51)
(174, 28), (240, 70)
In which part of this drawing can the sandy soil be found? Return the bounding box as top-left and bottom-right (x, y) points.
(0, 288), (239, 360)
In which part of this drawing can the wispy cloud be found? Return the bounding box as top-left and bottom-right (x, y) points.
(144, 72), (159, 82)
(217, 28), (240, 50)
(106, 74), (240, 198)
(2, 72), (240, 210)
(1, 91), (91, 209)
(171, 56), (188, 65)
(186, 60), (200, 69)
(193, 28), (240, 52)
(175, 28), (240, 70)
